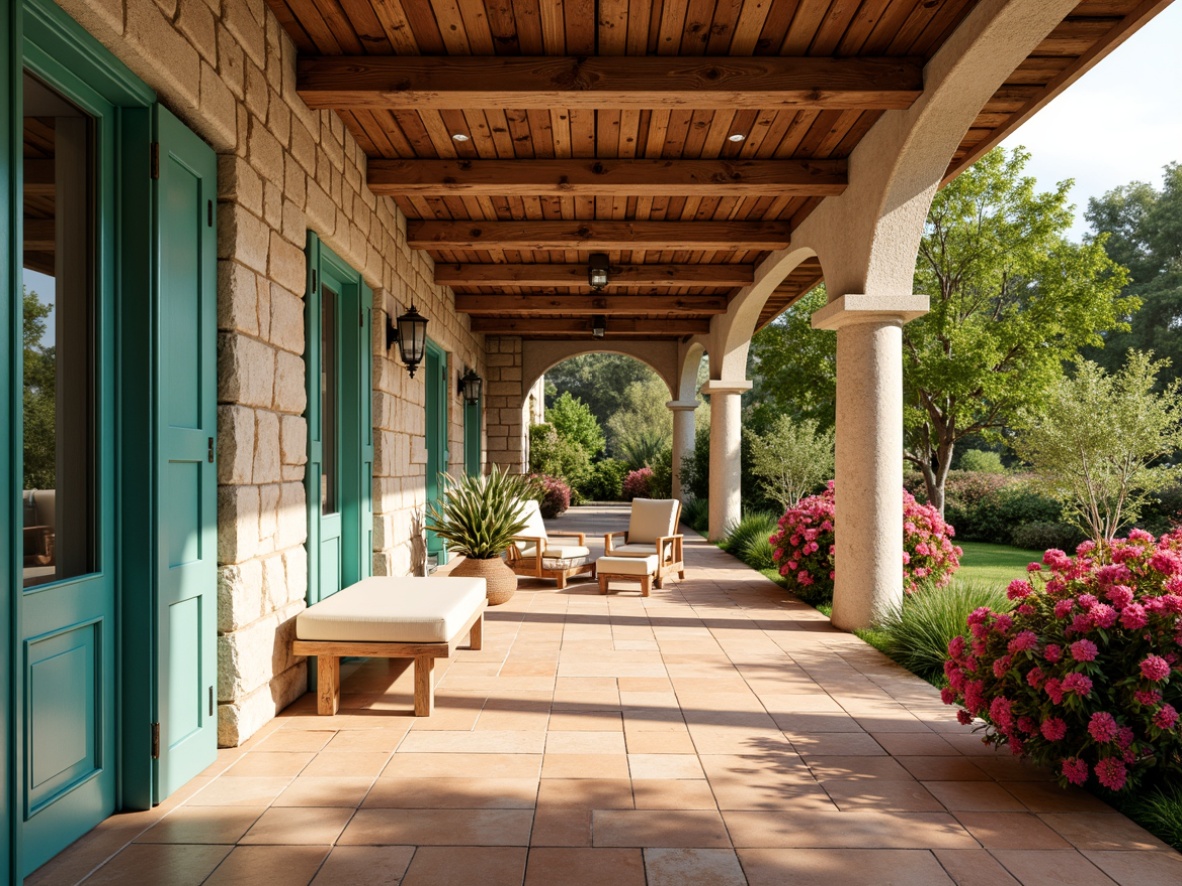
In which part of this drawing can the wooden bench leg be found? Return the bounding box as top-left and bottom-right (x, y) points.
(469, 613), (483, 650)
(414, 654), (435, 716)
(317, 655), (340, 716)
(599, 574), (609, 594)
(641, 575), (651, 597)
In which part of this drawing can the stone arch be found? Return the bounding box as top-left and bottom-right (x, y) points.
(676, 340), (708, 402)
(521, 340), (680, 401)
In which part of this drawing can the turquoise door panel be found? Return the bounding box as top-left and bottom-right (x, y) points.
(153, 104), (218, 800)
(425, 342), (449, 563)
(464, 398), (482, 478)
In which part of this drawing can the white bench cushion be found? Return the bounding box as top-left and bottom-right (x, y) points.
(608, 543), (664, 558)
(518, 543), (591, 560)
(627, 498), (679, 544)
(598, 555), (658, 576)
(296, 576), (486, 644)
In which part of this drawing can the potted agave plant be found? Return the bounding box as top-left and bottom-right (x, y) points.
(426, 465), (535, 605)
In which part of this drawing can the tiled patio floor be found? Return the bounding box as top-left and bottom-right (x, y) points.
(31, 506), (1182, 885)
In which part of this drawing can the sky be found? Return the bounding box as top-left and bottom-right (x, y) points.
(1001, 1), (1182, 242)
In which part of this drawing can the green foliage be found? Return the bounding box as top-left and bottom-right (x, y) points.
(1121, 781), (1182, 851)
(23, 287), (56, 490)
(682, 497), (709, 534)
(546, 392), (605, 459)
(946, 477), (1066, 546)
(955, 541), (1044, 587)
(1009, 521), (1086, 553)
(747, 415), (834, 509)
(1012, 351), (1182, 545)
(905, 146), (1135, 512)
(877, 580), (1013, 684)
(528, 423), (592, 489)
(544, 354), (657, 430)
(958, 449), (1005, 474)
(648, 445), (673, 499)
(681, 426), (711, 501)
(746, 287), (835, 431)
(605, 375), (673, 466)
(425, 465), (535, 559)
(720, 510), (780, 571)
(579, 458), (628, 501)
(1084, 163), (1182, 390)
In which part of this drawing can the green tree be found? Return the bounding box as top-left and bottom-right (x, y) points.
(1084, 163), (1182, 387)
(545, 391), (605, 460)
(748, 415), (834, 509)
(1011, 351), (1182, 546)
(528, 423), (592, 489)
(544, 354), (654, 428)
(905, 146), (1134, 513)
(23, 286), (56, 490)
(605, 375), (673, 467)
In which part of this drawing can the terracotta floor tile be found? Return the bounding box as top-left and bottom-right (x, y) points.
(541, 754), (629, 779)
(989, 849), (1118, 885)
(524, 848), (645, 886)
(253, 730), (337, 753)
(898, 756), (991, 782)
(1040, 813), (1170, 851)
(545, 731), (627, 755)
(238, 806), (354, 845)
(631, 779), (718, 810)
(1000, 781), (1115, 813)
(1082, 850), (1182, 886)
(401, 846), (528, 886)
(338, 808), (534, 846)
(134, 806), (266, 844)
(202, 845), (331, 885)
(643, 848), (747, 886)
(788, 732), (888, 756)
(738, 847), (955, 886)
(822, 779), (944, 812)
(592, 810), (731, 848)
(805, 755), (913, 781)
(364, 777), (538, 808)
(723, 810), (977, 849)
(381, 752), (542, 780)
(300, 751), (392, 778)
(855, 713), (933, 733)
(923, 781), (1027, 812)
(476, 707), (552, 732)
(223, 752), (314, 778)
(530, 807), (594, 846)
(273, 777), (374, 808)
(322, 728), (410, 752)
(187, 777), (293, 807)
(689, 728), (792, 755)
(953, 812), (1073, 849)
(932, 849), (1021, 886)
(708, 776), (835, 812)
(872, 732), (960, 756)
(309, 846), (415, 885)
(628, 753), (704, 780)
(535, 778), (634, 809)
(80, 844), (232, 885)
(624, 731), (696, 755)
(547, 711), (624, 731)
(397, 729), (547, 754)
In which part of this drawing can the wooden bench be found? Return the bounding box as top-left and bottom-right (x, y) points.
(292, 576), (486, 716)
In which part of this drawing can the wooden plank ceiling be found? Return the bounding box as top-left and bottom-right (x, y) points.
(269, 0), (1163, 339)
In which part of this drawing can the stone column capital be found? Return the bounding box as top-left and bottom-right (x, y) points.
(811, 294), (929, 331)
(699, 380), (752, 397)
(666, 399), (698, 411)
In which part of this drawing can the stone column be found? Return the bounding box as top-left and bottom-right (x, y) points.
(812, 295), (928, 631)
(666, 399), (697, 500)
(699, 381), (751, 542)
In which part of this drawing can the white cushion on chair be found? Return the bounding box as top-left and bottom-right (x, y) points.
(627, 499), (679, 544)
(609, 543), (661, 558)
(296, 576), (486, 644)
(518, 543), (591, 560)
(598, 555), (658, 576)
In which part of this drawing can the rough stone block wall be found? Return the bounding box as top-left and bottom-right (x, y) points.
(484, 336), (526, 473)
(63, 0), (485, 745)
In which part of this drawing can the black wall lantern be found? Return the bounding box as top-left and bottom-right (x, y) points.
(592, 314), (606, 339)
(458, 367), (483, 404)
(588, 253), (610, 291)
(387, 302), (428, 377)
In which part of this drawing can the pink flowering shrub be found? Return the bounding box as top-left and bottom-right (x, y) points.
(622, 467), (654, 501)
(531, 474), (571, 518)
(943, 528), (1182, 793)
(769, 482), (961, 604)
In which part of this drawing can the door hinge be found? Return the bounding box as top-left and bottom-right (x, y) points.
(207, 199), (213, 227)
(150, 722), (160, 759)
(312, 270), (317, 294)
(209, 687), (214, 717)
(208, 436), (215, 463)
(360, 308), (364, 328)
(149, 142), (160, 180)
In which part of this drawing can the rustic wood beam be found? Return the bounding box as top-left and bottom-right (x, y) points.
(369, 158), (847, 197)
(408, 220), (792, 251)
(470, 317), (711, 336)
(455, 294), (728, 315)
(24, 219), (55, 252)
(299, 56), (923, 111)
(435, 263), (755, 287)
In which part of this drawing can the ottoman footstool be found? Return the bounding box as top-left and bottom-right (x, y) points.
(597, 554), (660, 596)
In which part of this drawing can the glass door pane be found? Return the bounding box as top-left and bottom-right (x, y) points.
(320, 283), (338, 515)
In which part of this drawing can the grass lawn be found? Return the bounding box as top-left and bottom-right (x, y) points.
(956, 540), (1042, 587)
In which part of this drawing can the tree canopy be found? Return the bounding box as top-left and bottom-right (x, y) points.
(545, 391), (605, 460)
(544, 354), (656, 429)
(23, 286), (56, 490)
(605, 375), (673, 467)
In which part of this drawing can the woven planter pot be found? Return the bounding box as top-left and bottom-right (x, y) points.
(451, 555), (518, 606)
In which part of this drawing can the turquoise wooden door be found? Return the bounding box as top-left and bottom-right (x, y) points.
(464, 396), (482, 478)
(306, 236), (372, 604)
(425, 341), (449, 564)
(152, 105), (218, 799)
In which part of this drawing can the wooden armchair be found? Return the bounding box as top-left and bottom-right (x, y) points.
(505, 499), (596, 589)
(604, 498), (685, 588)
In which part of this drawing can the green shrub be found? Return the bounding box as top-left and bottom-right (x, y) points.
(682, 497), (709, 533)
(876, 579), (1012, 684)
(742, 535), (777, 570)
(681, 427), (710, 500)
(579, 458), (627, 501)
(1009, 521), (1085, 552)
(1121, 781), (1182, 851)
(945, 473), (1065, 545)
(958, 449), (1006, 473)
(529, 423), (592, 488)
(648, 445), (673, 498)
(721, 510), (779, 566)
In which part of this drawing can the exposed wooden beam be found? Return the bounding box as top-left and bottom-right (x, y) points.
(455, 294), (728, 315)
(23, 159), (54, 197)
(299, 56), (923, 111)
(369, 158), (847, 197)
(24, 219), (55, 252)
(470, 317), (711, 336)
(408, 220), (792, 251)
(435, 263), (755, 287)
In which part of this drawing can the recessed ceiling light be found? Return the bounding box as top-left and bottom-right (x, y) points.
(451, 133), (470, 142)
(727, 133), (746, 143)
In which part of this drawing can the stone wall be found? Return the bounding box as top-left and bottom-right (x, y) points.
(61, 0), (485, 745)
(483, 336), (526, 473)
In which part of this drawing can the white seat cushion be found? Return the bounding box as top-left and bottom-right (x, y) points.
(610, 543), (662, 558)
(296, 576), (486, 644)
(627, 499), (679, 544)
(598, 555), (658, 576)
(519, 543), (591, 560)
